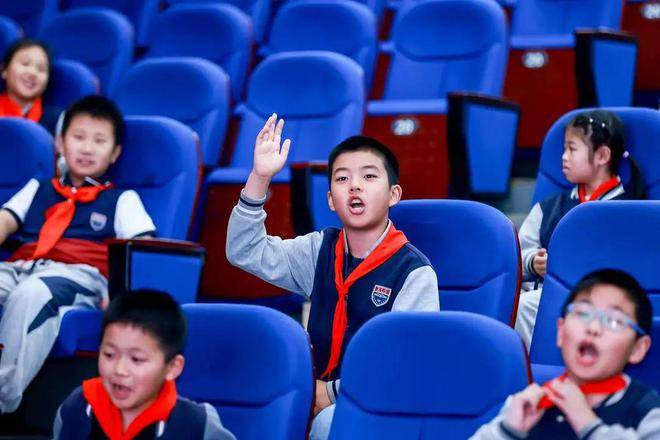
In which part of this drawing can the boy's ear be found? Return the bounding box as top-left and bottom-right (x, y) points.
(556, 317), (565, 348)
(388, 184), (402, 207)
(110, 144), (122, 164)
(165, 354), (185, 381)
(627, 335), (651, 365)
(327, 191), (336, 212)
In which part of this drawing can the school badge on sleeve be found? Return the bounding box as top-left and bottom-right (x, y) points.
(371, 285), (392, 307)
(90, 212), (108, 231)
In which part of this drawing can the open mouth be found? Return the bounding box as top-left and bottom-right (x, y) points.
(577, 341), (599, 366)
(21, 78), (37, 90)
(111, 383), (132, 399)
(76, 158), (95, 167)
(348, 197), (365, 214)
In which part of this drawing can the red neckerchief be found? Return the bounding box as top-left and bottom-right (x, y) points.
(32, 178), (112, 260)
(320, 224), (409, 379)
(537, 372), (626, 409)
(82, 377), (178, 440)
(0, 92), (43, 122)
(577, 176), (620, 203)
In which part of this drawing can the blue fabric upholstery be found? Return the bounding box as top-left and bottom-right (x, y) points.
(0, 118), (54, 204)
(532, 107), (660, 205)
(42, 59), (99, 129)
(266, 0), (377, 88)
(178, 303), (314, 440)
(0, 0), (58, 36)
(209, 51), (364, 184)
(165, 0), (272, 43)
(511, 0), (623, 38)
(330, 311), (528, 439)
(0, 15), (21, 57)
(627, 317), (660, 390)
(390, 200), (520, 324)
(383, 0), (507, 101)
(38, 7), (134, 94)
(145, 3), (252, 101)
(529, 201), (660, 387)
(112, 57), (230, 167)
(60, 0), (159, 46)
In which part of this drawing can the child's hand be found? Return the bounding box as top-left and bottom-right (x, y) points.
(532, 248), (547, 278)
(252, 113), (291, 179)
(314, 380), (332, 415)
(546, 378), (598, 434)
(503, 384), (547, 433)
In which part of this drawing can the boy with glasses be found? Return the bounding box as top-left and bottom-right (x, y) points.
(472, 269), (660, 439)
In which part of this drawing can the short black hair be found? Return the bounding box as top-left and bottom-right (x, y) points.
(561, 269), (652, 337)
(567, 110), (626, 175)
(327, 135), (399, 186)
(62, 95), (124, 146)
(102, 290), (187, 361)
(1, 38), (52, 88)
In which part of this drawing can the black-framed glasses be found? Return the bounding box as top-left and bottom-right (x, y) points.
(566, 301), (646, 336)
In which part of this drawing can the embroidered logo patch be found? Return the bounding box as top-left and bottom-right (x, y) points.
(371, 284), (392, 307)
(90, 212), (107, 231)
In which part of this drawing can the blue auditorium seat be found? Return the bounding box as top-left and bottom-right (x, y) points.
(0, 118), (54, 204)
(0, 15), (21, 57)
(60, 0), (160, 47)
(41, 59), (99, 133)
(265, 0), (377, 88)
(529, 201), (660, 389)
(532, 107), (660, 205)
(330, 312), (529, 439)
(178, 303), (314, 440)
(112, 57), (230, 167)
(0, 0), (58, 36)
(144, 3), (252, 102)
(505, 0), (635, 148)
(164, 0), (272, 43)
(38, 8), (134, 94)
(364, 0), (518, 199)
(52, 116), (202, 358)
(198, 51), (364, 302)
(390, 200), (521, 325)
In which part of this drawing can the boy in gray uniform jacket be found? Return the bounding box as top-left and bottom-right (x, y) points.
(227, 114), (439, 439)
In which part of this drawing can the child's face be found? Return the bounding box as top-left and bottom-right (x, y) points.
(2, 46), (49, 104)
(562, 126), (612, 184)
(99, 323), (184, 421)
(61, 114), (121, 185)
(327, 149), (401, 234)
(557, 284), (650, 384)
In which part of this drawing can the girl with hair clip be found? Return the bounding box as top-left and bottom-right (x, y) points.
(515, 109), (645, 349)
(0, 39), (51, 122)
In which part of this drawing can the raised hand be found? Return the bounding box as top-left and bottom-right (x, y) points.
(252, 113), (291, 179)
(546, 378), (597, 434)
(533, 248), (548, 278)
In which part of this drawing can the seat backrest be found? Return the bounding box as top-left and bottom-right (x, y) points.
(385, 0), (507, 99)
(164, 0), (271, 43)
(112, 57), (230, 168)
(145, 3), (252, 102)
(511, 0), (623, 37)
(330, 311), (529, 439)
(390, 200), (521, 324)
(532, 107), (660, 205)
(0, 0), (58, 36)
(39, 7), (134, 94)
(627, 317), (660, 391)
(178, 304), (314, 440)
(0, 15), (21, 57)
(107, 116), (201, 239)
(232, 51), (364, 170)
(530, 202), (660, 376)
(352, 0), (387, 22)
(267, 0), (377, 87)
(60, 0), (159, 45)
(0, 118), (54, 204)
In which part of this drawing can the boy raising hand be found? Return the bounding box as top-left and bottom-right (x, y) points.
(227, 115), (439, 439)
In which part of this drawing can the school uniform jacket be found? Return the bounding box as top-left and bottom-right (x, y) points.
(470, 376), (660, 440)
(226, 191), (439, 401)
